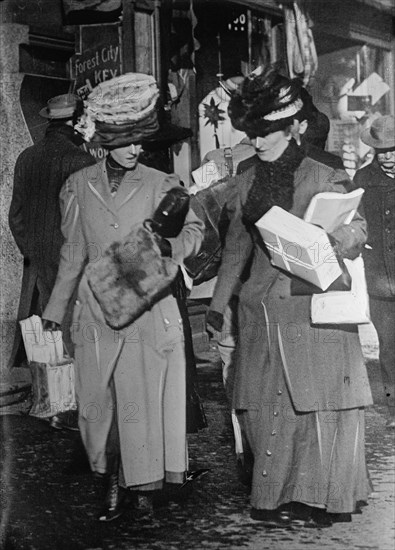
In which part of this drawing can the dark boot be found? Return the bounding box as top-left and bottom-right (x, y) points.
(97, 473), (126, 522)
(250, 508), (292, 527)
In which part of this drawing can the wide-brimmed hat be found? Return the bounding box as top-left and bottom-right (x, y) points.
(75, 73), (160, 147)
(228, 65), (303, 138)
(361, 115), (395, 150)
(39, 94), (78, 119)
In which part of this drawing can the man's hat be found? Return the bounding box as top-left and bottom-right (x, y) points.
(360, 115), (395, 150)
(39, 94), (78, 119)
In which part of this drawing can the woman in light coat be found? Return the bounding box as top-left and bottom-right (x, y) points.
(42, 74), (204, 521)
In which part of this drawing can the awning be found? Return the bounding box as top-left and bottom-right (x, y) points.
(207, 0), (281, 13)
(63, 0), (121, 13)
(356, 0), (395, 13)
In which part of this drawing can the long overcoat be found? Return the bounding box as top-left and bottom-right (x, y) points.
(8, 124), (96, 365)
(43, 161), (204, 485)
(210, 155), (372, 412)
(354, 158), (395, 298)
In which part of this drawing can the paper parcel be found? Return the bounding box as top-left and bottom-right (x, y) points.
(255, 206), (343, 290)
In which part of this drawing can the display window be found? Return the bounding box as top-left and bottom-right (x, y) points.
(310, 42), (392, 176)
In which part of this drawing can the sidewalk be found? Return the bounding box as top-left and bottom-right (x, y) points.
(0, 325), (394, 550)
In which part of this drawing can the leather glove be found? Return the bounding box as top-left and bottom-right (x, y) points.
(42, 319), (61, 332)
(155, 236), (172, 258)
(206, 310), (224, 333)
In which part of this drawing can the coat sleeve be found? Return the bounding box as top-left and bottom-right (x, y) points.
(9, 155), (27, 255)
(42, 172), (88, 324)
(209, 182), (253, 316)
(325, 169), (367, 259)
(160, 174), (205, 263)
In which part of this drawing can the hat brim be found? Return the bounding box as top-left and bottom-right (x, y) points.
(39, 107), (74, 119)
(142, 124), (192, 148)
(361, 127), (395, 149)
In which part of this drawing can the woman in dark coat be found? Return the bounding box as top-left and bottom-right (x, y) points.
(207, 66), (373, 527)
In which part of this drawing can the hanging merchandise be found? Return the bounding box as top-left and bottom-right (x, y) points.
(189, 0), (200, 66)
(198, 77), (245, 159)
(282, 1), (318, 86)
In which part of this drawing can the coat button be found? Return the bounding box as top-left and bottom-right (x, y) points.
(271, 430), (277, 436)
(385, 209), (391, 215)
(277, 390), (282, 395)
(111, 223), (119, 229)
(262, 470), (268, 477)
(266, 450), (272, 456)
(273, 411), (278, 416)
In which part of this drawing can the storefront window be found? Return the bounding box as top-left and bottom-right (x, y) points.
(194, 2), (283, 103)
(310, 43), (392, 176)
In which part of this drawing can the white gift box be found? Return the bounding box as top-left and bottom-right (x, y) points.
(255, 206), (342, 291)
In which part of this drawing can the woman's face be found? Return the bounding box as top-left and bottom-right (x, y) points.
(251, 130), (290, 162)
(110, 143), (142, 169)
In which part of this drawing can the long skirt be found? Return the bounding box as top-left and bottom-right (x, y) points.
(237, 362), (373, 513)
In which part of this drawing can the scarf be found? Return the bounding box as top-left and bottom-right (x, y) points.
(242, 139), (305, 224)
(106, 155), (129, 195)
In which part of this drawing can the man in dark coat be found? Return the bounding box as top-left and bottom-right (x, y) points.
(8, 94), (97, 372)
(354, 115), (395, 428)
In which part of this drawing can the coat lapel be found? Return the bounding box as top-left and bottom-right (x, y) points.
(87, 160), (118, 216)
(113, 164), (144, 210)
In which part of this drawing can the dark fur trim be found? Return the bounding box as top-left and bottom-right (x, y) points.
(86, 225), (178, 329)
(242, 140), (305, 224)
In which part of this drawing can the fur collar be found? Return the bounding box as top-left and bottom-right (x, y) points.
(242, 139), (305, 224)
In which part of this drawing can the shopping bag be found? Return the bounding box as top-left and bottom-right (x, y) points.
(28, 360), (76, 418)
(311, 255), (371, 325)
(19, 316), (77, 418)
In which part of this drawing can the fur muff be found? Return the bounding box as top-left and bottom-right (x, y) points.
(86, 224), (179, 329)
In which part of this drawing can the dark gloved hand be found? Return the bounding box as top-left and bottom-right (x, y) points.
(206, 310), (224, 333)
(149, 187), (190, 238)
(155, 236), (172, 258)
(42, 319), (61, 332)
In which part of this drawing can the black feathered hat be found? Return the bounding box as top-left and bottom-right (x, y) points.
(228, 65), (303, 138)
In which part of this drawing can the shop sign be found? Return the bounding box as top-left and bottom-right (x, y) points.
(70, 23), (122, 159)
(70, 23), (122, 99)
